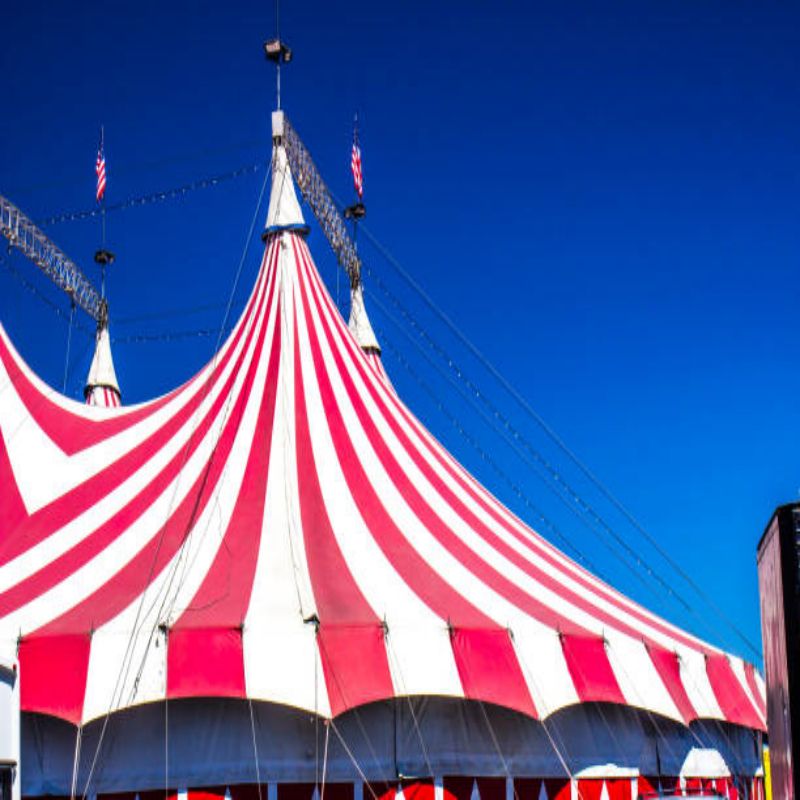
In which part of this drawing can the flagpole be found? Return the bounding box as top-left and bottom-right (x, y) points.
(100, 125), (106, 296)
(94, 125), (114, 325)
(352, 115), (359, 248)
(344, 112), (366, 289)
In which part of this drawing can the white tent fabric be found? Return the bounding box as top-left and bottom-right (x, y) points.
(84, 324), (121, 407)
(348, 281), (381, 354)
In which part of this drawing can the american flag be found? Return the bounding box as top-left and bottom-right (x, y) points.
(351, 132), (363, 200)
(95, 132), (107, 204)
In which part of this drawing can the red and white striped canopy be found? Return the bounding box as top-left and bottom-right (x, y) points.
(0, 136), (766, 733)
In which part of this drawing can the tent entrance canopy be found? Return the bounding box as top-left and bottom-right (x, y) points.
(22, 698), (761, 795)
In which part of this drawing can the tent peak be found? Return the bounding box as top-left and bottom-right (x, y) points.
(348, 280), (380, 354)
(84, 321), (121, 407)
(263, 111), (309, 238)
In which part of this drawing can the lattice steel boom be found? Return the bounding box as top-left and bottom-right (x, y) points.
(279, 113), (362, 288)
(0, 193), (104, 322)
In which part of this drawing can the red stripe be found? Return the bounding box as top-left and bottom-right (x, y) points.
(293, 240), (492, 629)
(0, 330), (173, 453)
(316, 624), (391, 716)
(743, 661), (766, 721)
(561, 633), (625, 704)
(27, 260), (277, 639)
(0, 253), (277, 578)
(167, 627), (245, 699)
(293, 298), (394, 714)
(302, 237), (710, 658)
(575, 781), (630, 800)
(296, 240), (587, 635)
(398, 781), (436, 800)
(0, 244), (272, 456)
(19, 633), (90, 724)
(0, 431), (27, 534)
(647, 643), (697, 723)
(168, 304), (282, 699)
(450, 627), (537, 717)
(0, 285), (274, 617)
(705, 654), (765, 730)
(297, 242), (546, 715)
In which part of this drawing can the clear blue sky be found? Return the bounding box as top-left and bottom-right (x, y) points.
(2, 1), (798, 665)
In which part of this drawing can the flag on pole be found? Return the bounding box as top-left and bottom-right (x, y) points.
(95, 131), (107, 204)
(351, 127), (363, 200)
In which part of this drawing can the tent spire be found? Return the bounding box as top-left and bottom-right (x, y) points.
(348, 280), (380, 355)
(263, 111), (309, 239)
(84, 299), (121, 408)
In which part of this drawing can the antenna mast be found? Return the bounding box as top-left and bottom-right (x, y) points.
(263, 0), (292, 110)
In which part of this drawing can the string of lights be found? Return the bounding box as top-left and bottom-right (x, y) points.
(373, 315), (707, 637)
(38, 162), (267, 228)
(112, 328), (220, 345)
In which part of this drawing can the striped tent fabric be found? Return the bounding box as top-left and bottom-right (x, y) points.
(0, 130), (766, 736)
(86, 385), (121, 408)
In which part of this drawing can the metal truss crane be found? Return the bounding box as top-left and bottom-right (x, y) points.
(0, 193), (105, 324)
(278, 113), (363, 290)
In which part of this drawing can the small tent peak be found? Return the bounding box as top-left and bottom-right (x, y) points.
(263, 110), (309, 239)
(348, 279), (380, 355)
(84, 321), (121, 408)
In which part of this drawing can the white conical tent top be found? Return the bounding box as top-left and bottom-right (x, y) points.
(265, 111), (306, 233)
(84, 323), (121, 406)
(598, 782), (610, 800)
(348, 280), (381, 353)
(537, 782), (548, 800)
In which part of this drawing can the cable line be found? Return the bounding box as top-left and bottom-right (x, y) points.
(38, 162), (267, 228)
(63, 293), (76, 394)
(358, 224), (761, 661)
(6, 137), (265, 196)
(376, 321), (726, 647)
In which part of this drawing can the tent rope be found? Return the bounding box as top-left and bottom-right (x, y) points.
(69, 724), (83, 800)
(320, 720), (330, 800)
(247, 695), (265, 800)
(328, 719), (380, 800)
(371, 293), (750, 658)
(384, 632), (435, 779)
(63, 292), (76, 394)
(358, 223), (760, 661)
(78, 147), (274, 800)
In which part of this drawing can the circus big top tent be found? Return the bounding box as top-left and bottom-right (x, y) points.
(0, 112), (767, 800)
